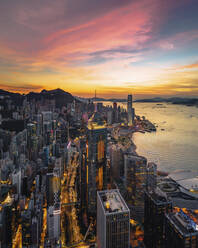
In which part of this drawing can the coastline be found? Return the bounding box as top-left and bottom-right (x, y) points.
(130, 132), (169, 177)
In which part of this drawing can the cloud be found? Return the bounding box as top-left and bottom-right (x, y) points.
(0, 82), (44, 93)
(0, 0), (198, 97)
(178, 62), (198, 70)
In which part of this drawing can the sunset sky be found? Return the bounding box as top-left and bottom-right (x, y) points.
(0, 0), (198, 98)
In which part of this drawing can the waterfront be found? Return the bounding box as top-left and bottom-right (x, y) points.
(103, 101), (198, 174)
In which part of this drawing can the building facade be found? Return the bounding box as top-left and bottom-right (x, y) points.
(97, 189), (130, 248)
(86, 111), (107, 215)
(144, 189), (172, 248)
(165, 210), (198, 248)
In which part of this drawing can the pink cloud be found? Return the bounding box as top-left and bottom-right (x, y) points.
(157, 30), (198, 50)
(41, 0), (162, 62)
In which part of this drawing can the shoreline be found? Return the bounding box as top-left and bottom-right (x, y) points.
(130, 132), (169, 177)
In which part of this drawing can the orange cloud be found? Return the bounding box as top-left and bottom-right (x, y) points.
(178, 62), (198, 70)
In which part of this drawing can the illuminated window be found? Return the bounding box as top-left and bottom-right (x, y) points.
(97, 136), (104, 161)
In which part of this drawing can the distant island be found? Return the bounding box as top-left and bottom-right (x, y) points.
(89, 96), (198, 107)
(134, 97), (198, 106)
(0, 89), (198, 107)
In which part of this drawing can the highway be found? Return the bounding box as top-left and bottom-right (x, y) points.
(61, 151), (84, 247)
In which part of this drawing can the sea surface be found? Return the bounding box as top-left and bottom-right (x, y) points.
(102, 101), (198, 174)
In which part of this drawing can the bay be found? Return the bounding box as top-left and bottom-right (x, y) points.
(103, 101), (198, 174)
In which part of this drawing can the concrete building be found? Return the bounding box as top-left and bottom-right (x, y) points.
(124, 154), (147, 205)
(107, 110), (113, 125)
(46, 172), (60, 208)
(144, 188), (172, 248)
(86, 111), (107, 215)
(97, 189), (130, 248)
(12, 169), (21, 196)
(110, 144), (124, 180)
(146, 162), (157, 190)
(127, 95), (135, 126)
(47, 205), (61, 241)
(165, 209), (198, 248)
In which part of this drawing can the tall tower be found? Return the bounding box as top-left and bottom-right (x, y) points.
(144, 189), (172, 248)
(127, 94), (133, 126)
(97, 189), (130, 248)
(165, 210), (198, 248)
(87, 111), (107, 215)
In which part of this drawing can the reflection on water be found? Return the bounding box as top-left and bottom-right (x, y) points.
(103, 101), (198, 173)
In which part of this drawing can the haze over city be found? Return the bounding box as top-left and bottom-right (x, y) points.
(0, 0), (198, 98)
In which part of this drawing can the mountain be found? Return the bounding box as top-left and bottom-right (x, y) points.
(26, 88), (75, 107)
(134, 97), (198, 106)
(0, 88), (76, 108)
(134, 97), (169, 102)
(0, 89), (24, 105)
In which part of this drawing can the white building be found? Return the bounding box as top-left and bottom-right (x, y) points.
(97, 189), (130, 248)
(47, 205), (61, 241)
(12, 169), (21, 195)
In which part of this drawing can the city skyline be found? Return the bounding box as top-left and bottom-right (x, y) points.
(0, 0), (198, 98)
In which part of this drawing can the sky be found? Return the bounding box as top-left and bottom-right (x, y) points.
(0, 0), (198, 98)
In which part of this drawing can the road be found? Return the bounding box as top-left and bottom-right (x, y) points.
(61, 151), (84, 247)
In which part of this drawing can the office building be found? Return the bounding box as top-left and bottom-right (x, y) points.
(47, 205), (61, 241)
(144, 189), (172, 248)
(127, 95), (135, 126)
(32, 216), (40, 246)
(107, 110), (113, 125)
(110, 144), (124, 180)
(87, 110), (107, 215)
(124, 154), (147, 206)
(22, 210), (32, 247)
(146, 162), (157, 190)
(12, 169), (22, 195)
(97, 189), (130, 248)
(0, 195), (15, 248)
(165, 209), (198, 248)
(46, 172), (60, 207)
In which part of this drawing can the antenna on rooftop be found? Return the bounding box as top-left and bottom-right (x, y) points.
(95, 89), (97, 99)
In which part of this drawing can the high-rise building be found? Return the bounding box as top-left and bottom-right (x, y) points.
(110, 144), (124, 181)
(12, 169), (22, 196)
(165, 209), (198, 248)
(46, 172), (60, 207)
(86, 111), (107, 215)
(127, 95), (135, 126)
(144, 189), (172, 248)
(124, 154), (147, 206)
(107, 110), (113, 125)
(47, 205), (61, 242)
(21, 210), (32, 247)
(32, 216), (40, 246)
(97, 189), (130, 248)
(146, 162), (157, 190)
(0, 196), (15, 248)
(112, 102), (118, 123)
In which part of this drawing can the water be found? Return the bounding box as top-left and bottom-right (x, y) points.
(103, 101), (198, 174)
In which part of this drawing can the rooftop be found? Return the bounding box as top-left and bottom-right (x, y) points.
(146, 188), (172, 205)
(88, 111), (106, 130)
(166, 210), (198, 237)
(98, 189), (129, 214)
(169, 170), (198, 192)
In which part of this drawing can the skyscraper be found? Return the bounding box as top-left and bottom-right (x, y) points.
(165, 210), (198, 248)
(144, 189), (172, 248)
(127, 94), (135, 126)
(86, 110), (107, 215)
(47, 205), (61, 242)
(46, 172), (60, 207)
(124, 154), (147, 206)
(97, 189), (130, 248)
(21, 210), (32, 247)
(0, 198), (15, 248)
